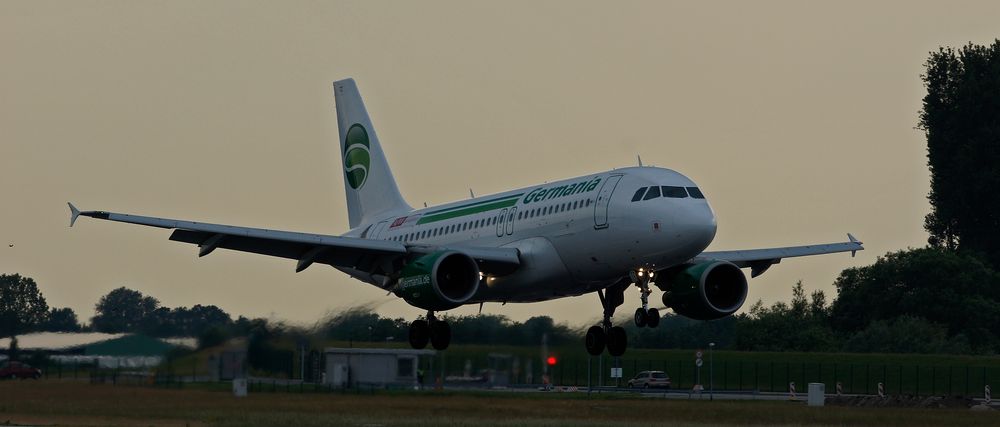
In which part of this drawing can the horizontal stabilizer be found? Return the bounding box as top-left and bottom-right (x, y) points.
(68, 202), (80, 227)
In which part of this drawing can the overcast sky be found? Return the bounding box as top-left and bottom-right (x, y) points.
(3, 1), (998, 328)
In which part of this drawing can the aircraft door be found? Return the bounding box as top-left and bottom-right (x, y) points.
(593, 174), (623, 229)
(495, 208), (508, 237)
(505, 207), (517, 235)
(370, 221), (390, 240)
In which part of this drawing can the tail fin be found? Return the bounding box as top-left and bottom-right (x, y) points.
(334, 79), (412, 228)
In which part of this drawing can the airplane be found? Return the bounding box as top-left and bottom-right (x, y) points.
(69, 78), (863, 356)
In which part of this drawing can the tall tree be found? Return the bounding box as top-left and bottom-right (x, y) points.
(91, 287), (160, 333)
(0, 274), (49, 338)
(43, 307), (81, 332)
(735, 281), (836, 352)
(920, 40), (1000, 265)
(830, 248), (1000, 351)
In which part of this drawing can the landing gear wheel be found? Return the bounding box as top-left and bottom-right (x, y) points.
(429, 320), (451, 351)
(584, 325), (606, 356)
(646, 308), (660, 328)
(633, 308), (647, 328)
(408, 319), (429, 349)
(606, 326), (627, 357)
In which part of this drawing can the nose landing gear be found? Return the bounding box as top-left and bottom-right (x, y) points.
(631, 269), (661, 328)
(408, 311), (451, 351)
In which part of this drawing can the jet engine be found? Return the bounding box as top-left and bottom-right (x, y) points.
(659, 261), (748, 320)
(395, 251), (481, 311)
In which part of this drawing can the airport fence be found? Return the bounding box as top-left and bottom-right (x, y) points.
(38, 352), (996, 398)
(427, 353), (1000, 397)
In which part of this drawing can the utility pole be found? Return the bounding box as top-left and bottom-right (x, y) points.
(709, 342), (715, 401)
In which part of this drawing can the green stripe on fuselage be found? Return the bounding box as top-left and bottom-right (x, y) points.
(417, 195), (521, 225)
(423, 194), (523, 216)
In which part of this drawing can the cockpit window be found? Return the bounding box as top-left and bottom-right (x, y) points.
(631, 187), (647, 202)
(661, 186), (688, 198)
(686, 187), (705, 199)
(643, 186), (661, 200)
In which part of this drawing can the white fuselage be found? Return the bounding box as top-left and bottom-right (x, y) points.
(340, 166), (717, 303)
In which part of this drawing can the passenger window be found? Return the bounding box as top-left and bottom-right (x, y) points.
(643, 186), (661, 200)
(687, 187), (705, 199)
(662, 186), (688, 198)
(631, 187), (647, 202)
(586, 199), (591, 207)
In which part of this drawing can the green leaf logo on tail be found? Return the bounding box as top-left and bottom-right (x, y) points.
(344, 124), (371, 190)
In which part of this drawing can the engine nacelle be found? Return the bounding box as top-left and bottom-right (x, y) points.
(660, 261), (748, 320)
(395, 251), (481, 311)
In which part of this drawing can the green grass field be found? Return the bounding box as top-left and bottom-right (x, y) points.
(1, 380), (998, 427)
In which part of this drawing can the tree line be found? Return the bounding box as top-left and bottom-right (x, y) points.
(0, 276), (248, 349)
(5, 249), (998, 355)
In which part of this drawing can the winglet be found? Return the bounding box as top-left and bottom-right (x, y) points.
(847, 233), (863, 257)
(68, 202), (81, 227)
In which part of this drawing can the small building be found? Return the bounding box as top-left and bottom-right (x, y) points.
(323, 347), (434, 388)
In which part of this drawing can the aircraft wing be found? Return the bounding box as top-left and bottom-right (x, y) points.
(67, 203), (520, 278)
(692, 234), (864, 278)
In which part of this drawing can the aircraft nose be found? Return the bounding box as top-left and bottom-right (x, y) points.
(674, 203), (717, 253)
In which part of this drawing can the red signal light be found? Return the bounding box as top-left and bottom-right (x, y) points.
(547, 356), (557, 366)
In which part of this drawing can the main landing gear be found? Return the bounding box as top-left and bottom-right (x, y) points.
(583, 269), (664, 357)
(584, 280), (629, 357)
(409, 311), (451, 351)
(631, 269), (660, 329)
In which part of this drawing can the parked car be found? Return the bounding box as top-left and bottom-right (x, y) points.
(627, 370), (670, 389)
(0, 361), (42, 379)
